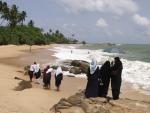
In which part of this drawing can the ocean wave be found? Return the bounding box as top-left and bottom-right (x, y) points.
(49, 45), (150, 93)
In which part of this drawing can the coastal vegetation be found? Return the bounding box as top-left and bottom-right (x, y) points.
(0, 1), (79, 45)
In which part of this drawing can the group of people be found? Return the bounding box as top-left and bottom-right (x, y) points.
(85, 57), (123, 100)
(28, 57), (123, 99)
(28, 62), (63, 91)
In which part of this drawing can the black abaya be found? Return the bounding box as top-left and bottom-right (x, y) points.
(111, 58), (123, 100)
(43, 72), (51, 88)
(85, 67), (99, 98)
(55, 73), (63, 87)
(99, 61), (111, 97)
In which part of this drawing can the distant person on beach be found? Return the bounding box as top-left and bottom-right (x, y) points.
(98, 61), (111, 97)
(43, 65), (53, 89)
(85, 59), (99, 98)
(28, 64), (35, 82)
(111, 57), (123, 100)
(71, 50), (73, 54)
(55, 66), (63, 91)
(33, 62), (41, 79)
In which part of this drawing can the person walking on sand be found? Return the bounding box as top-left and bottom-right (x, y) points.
(28, 64), (35, 82)
(98, 61), (111, 97)
(33, 62), (41, 79)
(111, 57), (123, 100)
(85, 58), (99, 98)
(55, 66), (63, 91)
(43, 66), (53, 89)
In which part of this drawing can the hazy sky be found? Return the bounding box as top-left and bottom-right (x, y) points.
(2, 0), (150, 44)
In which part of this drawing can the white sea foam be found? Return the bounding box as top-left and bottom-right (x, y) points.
(49, 45), (150, 93)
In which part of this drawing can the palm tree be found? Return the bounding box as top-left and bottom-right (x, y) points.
(49, 29), (52, 33)
(0, 2), (9, 26)
(9, 4), (18, 28)
(28, 20), (34, 27)
(0, 1), (3, 12)
(18, 11), (26, 25)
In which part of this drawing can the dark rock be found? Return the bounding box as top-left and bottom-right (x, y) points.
(79, 62), (89, 73)
(70, 60), (89, 74)
(69, 67), (81, 74)
(61, 66), (69, 71)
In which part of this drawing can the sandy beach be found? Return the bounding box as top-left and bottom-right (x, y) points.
(0, 45), (149, 113)
(0, 45), (86, 113)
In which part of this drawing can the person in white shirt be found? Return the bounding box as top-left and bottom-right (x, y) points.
(33, 62), (41, 79)
(55, 66), (63, 91)
(28, 64), (34, 82)
(43, 65), (53, 89)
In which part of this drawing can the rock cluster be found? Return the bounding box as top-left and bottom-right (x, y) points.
(50, 91), (150, 113)
(69, 60), (89, 74)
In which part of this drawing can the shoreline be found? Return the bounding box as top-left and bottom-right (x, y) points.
(0, 44), (150, 113)
(0, 44), (87, 113)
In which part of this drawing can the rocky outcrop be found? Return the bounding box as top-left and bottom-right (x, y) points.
(50, 91), (150, 113)
(70, 60), (89, 74)
(69, 67), (81, 74)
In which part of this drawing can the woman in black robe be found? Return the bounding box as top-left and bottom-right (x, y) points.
(43, 65), (52, 89)
(99, 61), (111, 97)
(111, 57), (123, 100)
(55, 66), (63, 91)
(85, 59), (99, 98)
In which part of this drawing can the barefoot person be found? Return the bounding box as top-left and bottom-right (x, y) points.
(28, 64), (34, 82)
(111, 57), (123, 100)
(99, 60), (111, 97)
(43, 66), (53, 89)
(34, 63), (41, 79)
(55, 66), (63, 91)
(85, 58), (99, 98)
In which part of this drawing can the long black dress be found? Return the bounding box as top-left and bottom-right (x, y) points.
(55, 73), (63, 87)
(28, 70), (33, 81)
(111, 58), (123, 100)
(99, 61), (111, 97)
(85, 67), (99, 98)
(43, 72), (51, 88)
(35, 69), (41, 79)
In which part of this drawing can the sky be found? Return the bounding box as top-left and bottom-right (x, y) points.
(2, 0), (150, 44)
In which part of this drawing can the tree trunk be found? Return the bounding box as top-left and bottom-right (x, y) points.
(29, 45), (32, 52)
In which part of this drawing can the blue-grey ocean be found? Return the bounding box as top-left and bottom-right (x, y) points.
(50, 44), (150, 94)
(80, 44), (150, 63)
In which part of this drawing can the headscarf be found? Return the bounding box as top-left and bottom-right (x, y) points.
(90, 58), (98, 75)
(56, 66), (63, 77)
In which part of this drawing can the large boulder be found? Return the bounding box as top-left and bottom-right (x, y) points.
(61, 66), (69, 71)
(71, 60), (89, 74)
(69, 67), (81, 74)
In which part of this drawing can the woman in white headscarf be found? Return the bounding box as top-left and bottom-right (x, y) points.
(55, 66), (63, 91)
(85, 58), (99, 98)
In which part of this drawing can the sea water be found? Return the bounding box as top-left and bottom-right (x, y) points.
(49, 44), (150, 93)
